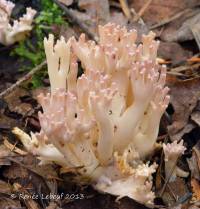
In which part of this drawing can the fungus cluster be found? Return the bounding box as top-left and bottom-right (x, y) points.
(0, 0), (36, 46)
(13, 23), (173, 205)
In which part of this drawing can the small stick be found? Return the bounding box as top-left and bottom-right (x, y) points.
(133, 0), (153, 22)
(52, 0), (97, 42)
(150, 8), (192, 30)
(119, 0), (131, 19)
(160, 157), (179, 197)
(160, 175), (177, 201)
(130, 8), (145, 25)
(0, 61), (47, 99)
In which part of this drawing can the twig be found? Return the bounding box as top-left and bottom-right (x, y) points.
(171, 62), (200, 73)
(119, 0), (131, 19)
(0, 61), (47, 99)
(159, 157), (179, 197)
(160, 175), (177, 201)
(130, 8), (145, 25)
(52, 0), (97, 42)
(167, 71), (190, 77)
(150, 8), (195, 30)
(133, 0), (153, 22)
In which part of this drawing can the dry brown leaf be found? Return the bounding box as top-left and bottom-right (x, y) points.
(4, 154), (59, 181)
(191, 178), (200, 201)
(167, 77), (200, 141)
(170, 205), (182, 209)
(188, 140), (200, 204)
(24, 198), (41, 209)
(130, 0), (199, 25)
(0, 144), (16, 166)
(187, 153), (200, 182)
(0, 180), (12, 195)
(191, 21), (200, 50)
(3, 138), (27, 155)
(193, 141), (200, 176)
(158, 41), (192, 66)
(21, 86), (43, 103)
(191, 111), (200, 127)
(46, 202), (60, 209)
(3, 163), (29, 180)
(162, 177), (189, 206)
(188, 205), (200, 209)
(4, 87), (32, 116)
(58, 0), (73, 6)
(0, 198), (21, 209)
(13, 183), (41, 209)
(78, 0), (110, 33)
(131, 0), (200, 46)
(161, 10), (200, 43)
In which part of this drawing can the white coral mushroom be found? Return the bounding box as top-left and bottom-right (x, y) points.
(0, 0), (14, 16)
(13, 23), (170, 205)
(163, 140), (187, 182)
(0, 0), (36, 46)
(12, 127), (68, 167)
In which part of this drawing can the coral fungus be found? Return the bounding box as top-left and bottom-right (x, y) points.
(0, 0), (36, 46)
(13, 23), (170, 205)
(163, 140), (187, 182)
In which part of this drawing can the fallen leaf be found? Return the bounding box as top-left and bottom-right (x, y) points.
(0, 144), (16, 166)
(191, 20), (200, 50)
(0, 180), (12, 195)
(158, 41), (192, 66)
(3, 138), (27, 156)
(187, 151), (200, 181)
(58, 0), (73, 6)
(188, 140), (200, 205)
(167, 77), (200, 141)
(188, 205), (200, 209)
(130, 0), (199, 25)
(162, 177), (190, 206)
(23, 198), (41, 209)
(78, 0), (110, 33)
(3, 163), (29, 180)
(191, 112), (200, 127)
(46, 202), (60, 209)
(193, 141), (200, 176)
(161, 10), (200, 43)
(170, 205), (182, 209)
(4, 87), (32, 116)
(191, 178), (200, 201)
(13, 183), (41, 209)
(0, 198), (21, 209)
